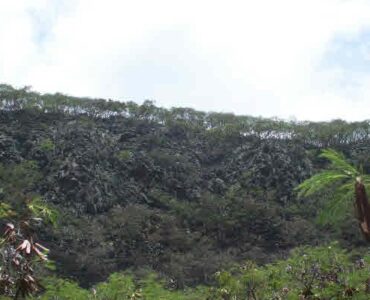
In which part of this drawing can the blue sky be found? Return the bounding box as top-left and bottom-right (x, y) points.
(1, 0), (370, 121)
(320, 30), (370, 95)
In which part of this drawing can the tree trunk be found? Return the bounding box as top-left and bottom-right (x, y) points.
(354, 178), (370, 241)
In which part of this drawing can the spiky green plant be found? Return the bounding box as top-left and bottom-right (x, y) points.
(296, 149), (370, 226)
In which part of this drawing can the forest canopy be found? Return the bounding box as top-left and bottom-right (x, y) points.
(1, 84), (369, 147)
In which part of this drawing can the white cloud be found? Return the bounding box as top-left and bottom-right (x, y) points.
(1, 0), (370, 121)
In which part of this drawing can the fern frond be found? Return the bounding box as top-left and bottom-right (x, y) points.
(317, 189), (353, 226)
(361, 174), (370, 184)
(296, 149), (366, 229)
(336, 182), (354, 194)
(295, 170), (348, 198)
(320, 149), (359, 177)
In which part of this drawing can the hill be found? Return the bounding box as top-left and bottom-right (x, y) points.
(1, 84), (370, 287)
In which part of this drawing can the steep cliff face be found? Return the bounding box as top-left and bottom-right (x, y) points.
(1, 86), (370, 287)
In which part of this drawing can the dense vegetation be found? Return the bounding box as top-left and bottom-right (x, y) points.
(1, 84), (370, 298)
(28, 244), (370, 299)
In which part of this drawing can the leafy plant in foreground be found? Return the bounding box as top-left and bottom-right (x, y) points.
(0, 161), (57, 299)
(296, 149), (370, 240)
(210, 244), (370, 299)
(0, 197), (55, 299)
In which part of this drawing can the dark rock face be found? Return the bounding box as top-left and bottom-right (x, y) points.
(0, 108), (367, 287)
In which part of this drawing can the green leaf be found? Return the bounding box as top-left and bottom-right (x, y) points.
(295, 170), (348, 198)
(295, 149), (362, 227)
(0, 202), (16, 218)
(27, 197), (59, 227)
(319, 149), (359, 177)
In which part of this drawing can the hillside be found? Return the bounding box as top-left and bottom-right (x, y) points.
(1, 84), (370, 288)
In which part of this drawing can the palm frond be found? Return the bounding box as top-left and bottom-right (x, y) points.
(296, 149), (359, 199)
(295, 170), (349, 198)
(361, 174), (370, 184)
(317, 188), (353, 226)
(319, 149), (359, 177)
(364, 183), (370, 198)
(337, 182), (354, 194)
(295, 149), (368, 229)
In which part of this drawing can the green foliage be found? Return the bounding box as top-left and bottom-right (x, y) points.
(37, 277), (91, 300)
(295, 149), (368, 226)
(34, 245), (370, 299)
(0, 160), (41, 194)
(116, 150), (133, 161)
(0, 161), (58, 298)
(38, 138), (55, 152)
(296, 170), (349, 198)
(94, 273), (136, 299)
(0, 161), (44, 220)
(0, 202), (16, 218)
(296, 149), (358, 198)
(3, 84), (370, 147)
(210, 243), (370, 299)
(0, 161), (58, 224)
(27, 197), (59, 227)
(320, 149), (359, 175)
(34, 273), (207, 300)
(2, 84), (370, 290)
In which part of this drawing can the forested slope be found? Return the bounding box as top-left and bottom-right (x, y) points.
(1, 84), (370, 288)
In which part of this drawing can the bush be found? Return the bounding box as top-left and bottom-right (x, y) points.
(210, 243), (370, 299)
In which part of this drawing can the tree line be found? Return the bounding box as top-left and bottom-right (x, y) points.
(1, 84), (370, 148)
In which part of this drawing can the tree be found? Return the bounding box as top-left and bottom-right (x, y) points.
(296, 149), (370, 240)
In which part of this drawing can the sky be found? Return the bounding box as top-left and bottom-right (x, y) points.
(1, 0), (370, 121)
